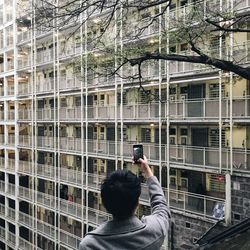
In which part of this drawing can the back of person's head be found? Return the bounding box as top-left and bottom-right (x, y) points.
(101, 170), (141, 220)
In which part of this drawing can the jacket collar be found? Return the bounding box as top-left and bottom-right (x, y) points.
(88, 215), (146, 236)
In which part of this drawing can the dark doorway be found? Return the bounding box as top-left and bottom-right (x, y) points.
(188, 84), (205, 117)
(192, 128), (208, 165)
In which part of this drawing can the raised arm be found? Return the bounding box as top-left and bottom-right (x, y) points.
(138, 156), (171, 233)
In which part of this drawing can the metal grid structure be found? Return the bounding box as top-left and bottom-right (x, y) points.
(0, 0), (249, 249)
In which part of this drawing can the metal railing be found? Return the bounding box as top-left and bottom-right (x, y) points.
(37, 219), (55, 240)
(36, 78), (55, 93)
(37, 108), (56, 120)
(60, 229), (81, 250)
(7, 134), (15, 146)
(19, 134), (32, 147)
(18, 109), (32, 120)
(37, 136), (54, 149)
(18, 56), (31, 69)
(17, 30), (31, 44)
(59, 77), (81, 90)
(60, 166), (83, 186)
(18, 159), (32, 174)
(19, 210), (33, 228)
(18, 83), (31, 96)
(19, 237), (34, 250)
(60, 137), (81, 152)
(6, 158), (15, 171)
(59, 107), (81, 121)
(37, 163), (55, 179)
(168, 97), (250, 120)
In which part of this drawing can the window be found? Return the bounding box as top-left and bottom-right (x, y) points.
(180, 43), (188, 51)
(210, 129), (225, 147)
(209, 83), (225, 98)
(75, 96), (81, 106)
(141, 128), (151, 143)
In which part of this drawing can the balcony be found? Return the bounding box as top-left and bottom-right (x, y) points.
(6, 158), (15, 171)
(169, 97), (250, 121)
(7, 134), (15, 146)
(37, 220), (55, 241)
(36, 49), (54, 65)
(37, 108), (56, 121)
(18, 56), (31, 70)
(60, 229), (81, 250)
(37, 136), (54, 149)
(59, 77), (81, 90)
(7, 110), (15, 121)
(18, 82), (32, 96)
(87, 103), (163, 121)
(60, 137), (81, 152)
(0, 226), (5, 242)
(0, 157), (4, 169)
(19, 135), (32, 147)
(19, 237), (34, 250)
(36, 78), (55, 93)
(59, 43), (81, 59)
(37, 163), (55, 179)
(60, 166), (83, 186)
(18, 109), (32, 121)
(59, 107), (82, 121)
(18, 159), (32, 174)
(17, 30), (31, 44)
(6, 206), (15, 222)
(19, 210), (33, 228)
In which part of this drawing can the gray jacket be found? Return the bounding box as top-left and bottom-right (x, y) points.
(79, 176), (171, 250)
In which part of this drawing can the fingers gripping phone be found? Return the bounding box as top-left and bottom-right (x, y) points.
(133, 144), (143, 163)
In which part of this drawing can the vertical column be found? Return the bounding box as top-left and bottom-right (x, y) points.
(225, 173), (231, 225)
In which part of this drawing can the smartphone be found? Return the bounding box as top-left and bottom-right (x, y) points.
(133, 144), (143, 163)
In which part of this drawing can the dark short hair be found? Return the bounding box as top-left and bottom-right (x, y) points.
(101, 170), (141, 219)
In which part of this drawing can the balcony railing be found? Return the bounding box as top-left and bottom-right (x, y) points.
(36, 49), (54, 64)
(59, 197), (83, 218)
(60, 166), (83, 186)
(17, 136), (250, 173)
(0, 157), (4, 169)
(18, 109), (32, 121)
(6, 158), (15, 171)
(19, 237), (34, 250)
(19, 210), (33, 228)
(37, 219), (55, 240)
(19, 134), (32, 147)
(59, 77), (81, 90)
(37, 163), (55, 179)
(36, 78), (55, 93)
(18, 56), (31, 70)
(60, 229), (81, 250)
(7, 134), (15, 146)
(60, 137), (81, 152)
(8, 110), (15, 120)
(18, 83), (31, 96)
(17, 30), (31, 44)
(6, 182), (15, 196)
(18, 159), (32, 174)
(37, 136), (54, 149)
(37, 108), (56, 120)
(59, 107), (81, 121)
(169, 97), (250, 120)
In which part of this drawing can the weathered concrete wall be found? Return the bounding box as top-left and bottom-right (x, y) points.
(169, 212), (215, 249)
(231, 176), (250, 224)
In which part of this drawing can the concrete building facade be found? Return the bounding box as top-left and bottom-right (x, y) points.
(0, 0), (249, 249)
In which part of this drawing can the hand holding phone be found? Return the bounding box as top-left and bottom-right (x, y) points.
(133, 144), (143, 163)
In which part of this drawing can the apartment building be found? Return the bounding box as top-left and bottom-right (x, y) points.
(0, 0), (249, 249)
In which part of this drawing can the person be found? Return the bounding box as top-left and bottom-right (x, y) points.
(79, 156), (171, 250)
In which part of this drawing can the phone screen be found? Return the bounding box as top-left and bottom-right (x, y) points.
(133, 145), (143, 162)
